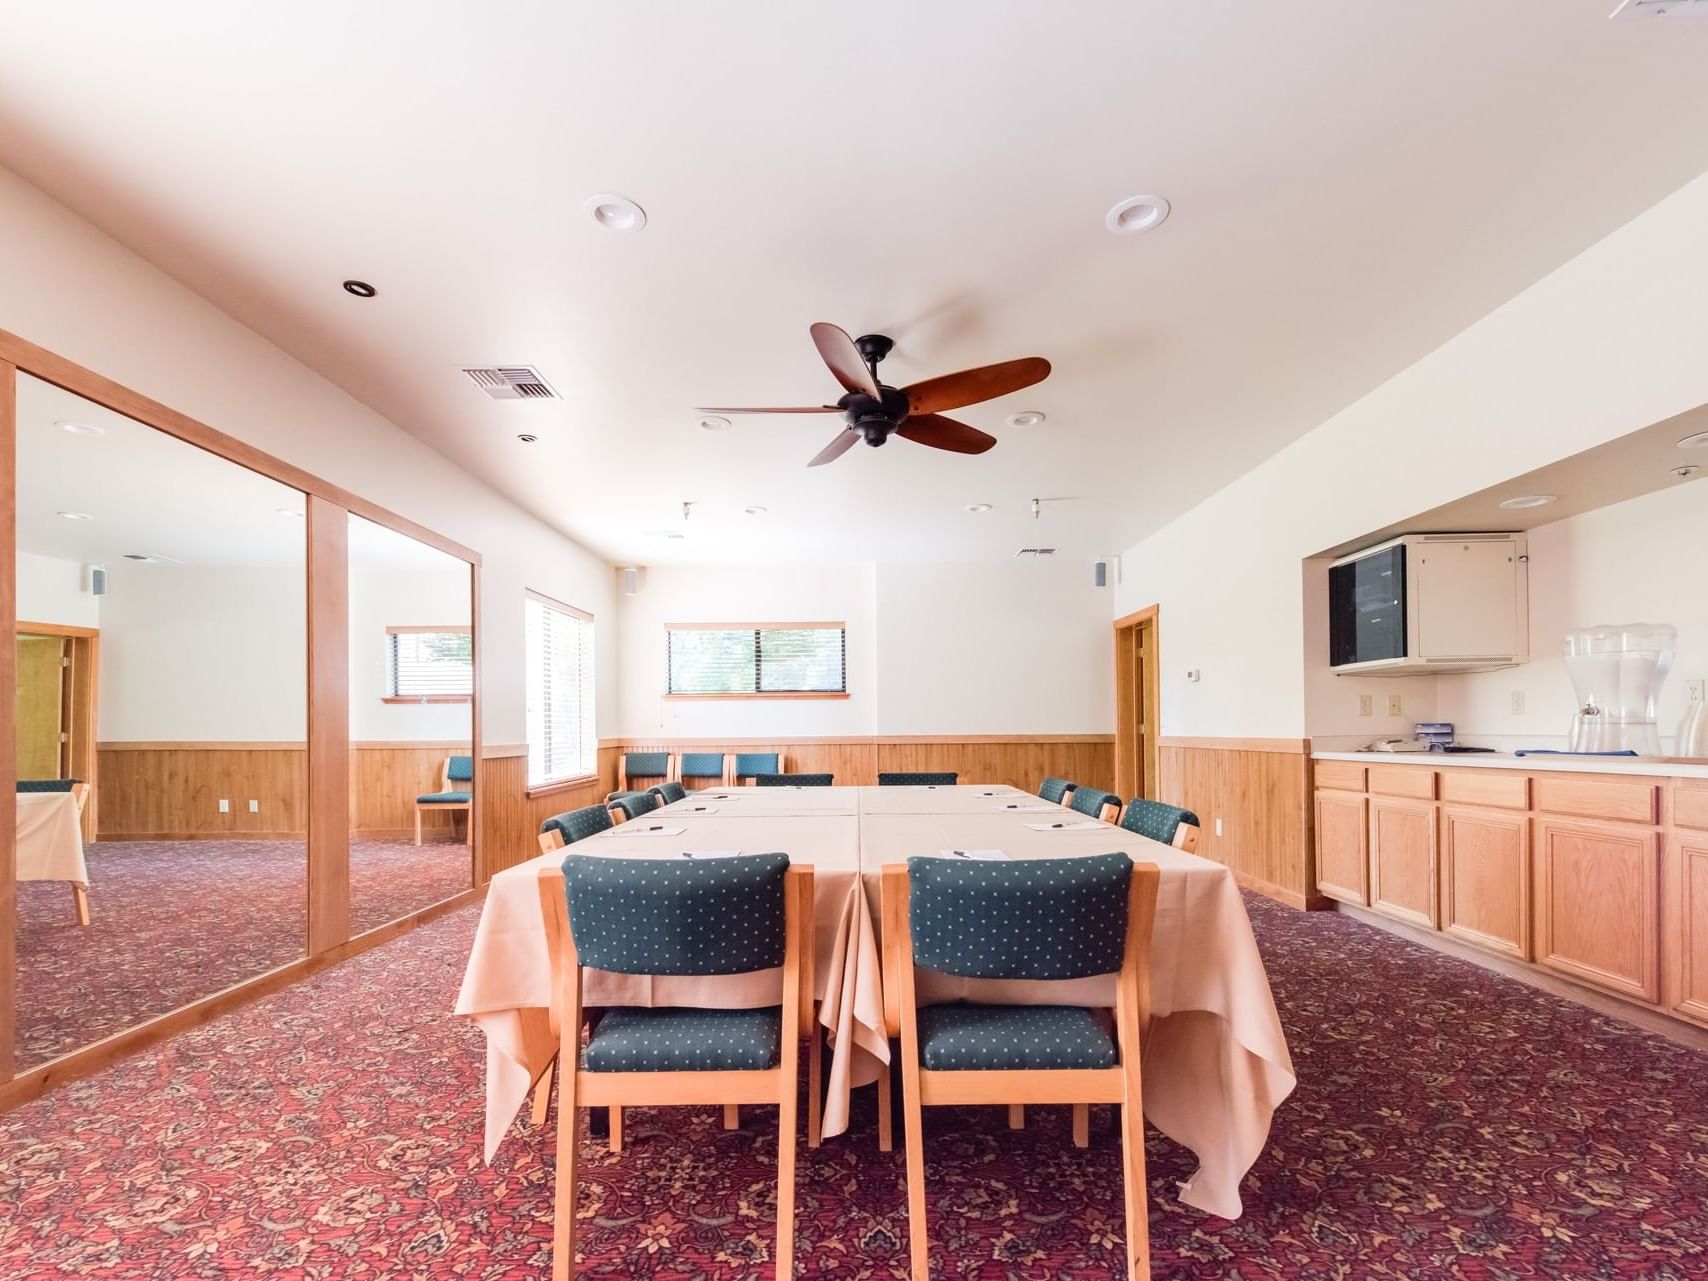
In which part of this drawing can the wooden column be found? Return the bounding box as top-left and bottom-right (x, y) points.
(306, 496), (350, 954)
(1, 359), (17, 1081)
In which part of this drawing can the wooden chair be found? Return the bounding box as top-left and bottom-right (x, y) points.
(877, 772), (958, 786)
(537, 803), (614, 855)
(607, 792), (661, 825)
(881, 853), (1160, 1281)
(536, 853), (812, 1280)
(647, 781), (688, 807)
(414, 754), (473, 846)
(733, 752), (783, 785)
(1120, 798), (1202, 854)
(614, 751), (674, 794)
(753, 773), (833, 787)
(678, 751), (729, 789)
(1038, 776), (1076, 806)
(1066, 786), (1122, 824)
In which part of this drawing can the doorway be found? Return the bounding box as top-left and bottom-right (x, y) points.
(14, 622), (99, 841)
(1113, 606), (1159, 802)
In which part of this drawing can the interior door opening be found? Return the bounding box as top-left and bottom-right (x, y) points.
(1113, 606), (1159, 803)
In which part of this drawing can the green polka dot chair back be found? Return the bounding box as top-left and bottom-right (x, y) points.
(542, 803), (613, 846)
(446, 755), (474, 784)
(754, 773), (833, 787)
(563, 852), (791, 975)
(878, 772), (958, 786)
(733, 752), (780, 780)
(1038, 776), (1074, 805)
(1120, 798), (1200, 846)
(611, 791), (661, 822)
(905, 852), (1133, 980)
(1067, 786), (1121, 820)
(648, 781), (688, 806)
(679, 752), (726, 782)
(623, 751), (671, 783)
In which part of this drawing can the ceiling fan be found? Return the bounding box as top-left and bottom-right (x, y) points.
(698, 323), (1050, 467)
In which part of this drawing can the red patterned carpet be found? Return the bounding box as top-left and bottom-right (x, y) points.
(13, 838), (471, 1069)
(3, 893), (1707, 1279)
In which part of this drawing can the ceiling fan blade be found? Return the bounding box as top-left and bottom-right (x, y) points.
(809, 322), (881, 398)
(807, 428), (861, 467)
(903, 356), (1051, 416)
(695, 405), (841, 414)
(895, 413), (997, 456)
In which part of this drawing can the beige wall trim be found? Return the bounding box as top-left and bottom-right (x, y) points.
(99, 740), (477, 751)
(481, 743), (528, 759)
(611, 733), (1116, 747)
(1159, 736), (1311, 754)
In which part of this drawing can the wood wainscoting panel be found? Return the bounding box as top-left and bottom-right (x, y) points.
(96, 744), (308, 839)
(476, 745), (620, 881)
(875, 738), (1113, 793)
(350, 742), (475, 839)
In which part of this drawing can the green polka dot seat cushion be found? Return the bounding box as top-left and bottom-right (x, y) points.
(416, 790), (473, 803)
(541, 803), (613, 846)
(1067, 786), (1122, 820)
(582, 1006), (782, 1073)
(610, 792), (662, 822)
(916, 1003), (1116, 1071)
(1037, 776), (1074, 805)
(563, 851), (789, 976)
(648, 781), (688, 805)
(877, 772), (958, 786)
(905, 851), (1131, 980)
(1120, 798), (1200, 845)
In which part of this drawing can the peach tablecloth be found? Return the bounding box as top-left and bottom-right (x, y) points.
(16, 792), (87, 884)
(455, 812), (887, 1161)
(662, 786), (860, 816)
(861, 809), (1295, 1219)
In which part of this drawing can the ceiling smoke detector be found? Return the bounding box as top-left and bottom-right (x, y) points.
(461, 366), (558, 400)
(1014, 547), (1057, 558)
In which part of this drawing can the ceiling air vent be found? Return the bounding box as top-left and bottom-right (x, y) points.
(461, 366), (558, 400)
(1014, 547), (1057, 558)
(1610, 0), (1708, 17)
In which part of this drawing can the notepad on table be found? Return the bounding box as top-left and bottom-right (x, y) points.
(943, 848), (1009, 861)
(620, 824), (687, 836)
(679, 805), (720, 814)
(1024, 819), (1105, 831)
(680, 849), (742, 859)
(998, 802), (1061, 812)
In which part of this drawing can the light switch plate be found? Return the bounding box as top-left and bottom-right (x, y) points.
(1511, 690), (1526, 715)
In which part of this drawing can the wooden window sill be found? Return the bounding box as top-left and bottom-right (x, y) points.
(382, 695), (472, 704)
(527, 774), (599, 800)
(663, 692), (850, 701)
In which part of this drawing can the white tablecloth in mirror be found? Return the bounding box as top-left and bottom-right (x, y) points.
(15, 792), (88, 884)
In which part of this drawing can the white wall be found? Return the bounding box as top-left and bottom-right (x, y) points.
(349, 566), (473, 742)
(15, 552), (98, 629)
(1437, 480), (1708, 751)
(0, 164), (615, 750)
(1113, 170), (1708, 741)
(616, 559), (1112, 737)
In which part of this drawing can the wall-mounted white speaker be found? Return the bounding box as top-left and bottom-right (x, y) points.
(84, 563), (107, 596)
(622, 566), (640, 596)
(1092, 559), (1110, 589)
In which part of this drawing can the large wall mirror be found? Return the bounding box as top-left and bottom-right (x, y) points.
(11, 371), (308, 1070)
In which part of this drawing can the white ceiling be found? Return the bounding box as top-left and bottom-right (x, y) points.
(2, 2), (1707, 566)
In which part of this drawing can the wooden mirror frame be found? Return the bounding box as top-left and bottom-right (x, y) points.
(0, 328), (483, 1106)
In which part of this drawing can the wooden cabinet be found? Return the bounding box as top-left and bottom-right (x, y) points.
(1314, 790), (1368, 906)
(1369, 796), (1437, 928)
(1665, 833), (1708, 1027)
(1440, 805), (1529, 958)
(1533, 817), (1660, 1004)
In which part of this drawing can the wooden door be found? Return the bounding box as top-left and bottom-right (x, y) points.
(1440, 805), (1529, 958)
(1315, 789), (1368, 905)
(1369, 795), (1437, 928)
(1112, 608), (1158, 802)
(1534, 817), (1660, 1003)
(14, 634), (66, 779)
(1666, 832), (1708, 1027)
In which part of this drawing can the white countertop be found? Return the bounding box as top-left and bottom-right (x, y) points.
(1312, 750), (1708, 780)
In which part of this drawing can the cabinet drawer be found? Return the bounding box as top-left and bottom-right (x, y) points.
(1675, 783), (1708, 832)
(1440, 769), (1529, 810)
(1368, 764), (1436, 799)
(1533, 775), (1657, 825)
(1315, 760), (1366, 792)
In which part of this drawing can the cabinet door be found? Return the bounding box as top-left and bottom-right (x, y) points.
(1440, 805), (1529, 959)
(1369, 796), (1438, 929)
(1315, 790), (1368, 906)
(1666, 834), (1708, 1027)
(1534, 817), (1659, 1003)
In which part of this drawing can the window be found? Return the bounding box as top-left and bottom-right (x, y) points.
(666, 623), (847, 697)
(386, 626), (472, 700)
(526, 592), (596, 787)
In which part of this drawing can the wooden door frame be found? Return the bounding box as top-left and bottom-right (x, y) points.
(14, 621), (99, 842)
(1113, 605), (1160, 802)
(1, 327), (484, 1102)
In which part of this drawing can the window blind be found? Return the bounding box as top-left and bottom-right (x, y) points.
(387, 628), (472, 697)
(666, 624), (846, 695)
(527, 593), (596, 786)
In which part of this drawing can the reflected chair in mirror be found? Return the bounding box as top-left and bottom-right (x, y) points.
(881, 853), (1160, 1281)
(1039, 776), (1076, 806)
(1120, 799), (1201, 853)
(678, 751), (729, 789)
(733, 751), (783, 785)
(1067, 786), (1122, 824)
(608, 792), (661, 825)
(754, 773), (833, 787)
(878, 772), (958, 786)
(647, 781), (688, 807)
(537, 803), (615, 855)
(17, 778), (92, 924)
(414, 754), (474, 846)
(536, 853), (813, 1280)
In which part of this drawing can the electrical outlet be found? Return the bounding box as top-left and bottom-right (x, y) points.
(1690, 679), (1706, 704)
(1387, 693), (1403, 717)
(1358, 694), (1373, 717)
(218, 798), (230, 814)
(1511, 690), (1526, 715)
(1214, 817), (1224, 837)
(248, 799), (260, 813)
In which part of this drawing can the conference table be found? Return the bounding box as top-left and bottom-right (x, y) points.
(455, 784), (1295, 1219)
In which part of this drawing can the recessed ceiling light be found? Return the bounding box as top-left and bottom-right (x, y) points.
(1678, 430), (1708, 450)
(276, 507), (304, 518)
(516, 433), (539, 443)
(1007, 411), (1046, 428)
(699, 415), (731, 431)
(1105, 194), (1171, 235)
(1498, 494), (1557, 510)
(56, 419), (105, 436)
(584, 193), (647, 233)
(342, 279), (377, 298)
(57, 511), (93, 521)
(744, 505), (767, 516)
(965, 503), (993, 514)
